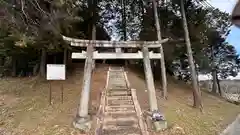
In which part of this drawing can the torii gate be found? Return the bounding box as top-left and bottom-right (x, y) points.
(62, 35), (169, 131)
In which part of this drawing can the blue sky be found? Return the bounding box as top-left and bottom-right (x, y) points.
(208, 0), (240, 54)
(226, 26), (240, 53)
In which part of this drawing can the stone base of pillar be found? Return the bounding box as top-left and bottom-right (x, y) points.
(153, 121), (167, 132)
(73, 115), (91, 132)
(146, 115), (167, 132)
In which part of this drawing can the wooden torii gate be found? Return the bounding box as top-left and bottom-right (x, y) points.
(62, 35), (169, 131)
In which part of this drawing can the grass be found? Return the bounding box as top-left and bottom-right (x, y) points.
(0, 66), (107, 135)
(0, 66), (239, 135)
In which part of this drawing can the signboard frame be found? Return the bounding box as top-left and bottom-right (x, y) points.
(46, 64), (66, 80)
(46, 64), (66, 105)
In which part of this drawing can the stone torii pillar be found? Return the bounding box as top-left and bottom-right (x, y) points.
(73, 28), (96, 131)
(73, 41), (94, 131)
(142, 45), (167, 131)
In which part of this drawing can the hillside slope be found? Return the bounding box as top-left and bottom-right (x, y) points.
(0, 65), (107, 135)
(0, 65), (239, 135)
(127, 68), (240, 135)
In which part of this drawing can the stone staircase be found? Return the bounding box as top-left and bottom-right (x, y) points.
(95, 67), (148, 135)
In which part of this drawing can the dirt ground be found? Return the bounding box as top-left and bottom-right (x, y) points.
(0, 65), (239, 135)
(0, 64), (107, 135)
(127, 68), (240, 135)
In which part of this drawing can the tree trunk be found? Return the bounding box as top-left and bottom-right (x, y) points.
(115, 0), (126, 54)
(122, 0), (129, 67)
(195, 63), (200, 92)
(122, 0), (127, 41)
(40, 49), (46, 77)
(54, 55), (57, 64)
(67, 50), (72, 65)
(152, 0), (168, 99)
(33, 63), (39, 76)
(180, 0), (202, 109)
(212, 69), (218, 93)
(211, 44), (218, 94)
(11, 56), (17, 77)
(216, 74), (222, 96)
(64, 48), (67, 77)
(0, 57), (4, 66)
(64, 48), (67, 65)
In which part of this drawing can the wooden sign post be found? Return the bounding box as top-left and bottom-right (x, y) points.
(46, 64), (66, 105)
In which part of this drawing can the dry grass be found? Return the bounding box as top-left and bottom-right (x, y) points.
(0, 65), (107, 135)
(0, 65), (239, 135)
(127, 69), (240, 135)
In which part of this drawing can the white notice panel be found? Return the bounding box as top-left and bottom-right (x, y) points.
(47, 64), (66, 80)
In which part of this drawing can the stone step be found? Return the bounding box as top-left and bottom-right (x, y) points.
(108, 85), (127, 88)
(109, 77), (124, 79)
(102, 132), (140, 135)
(107, 96), (132, 100)
(109, 74), (124, 76)
(105, 106), (135, 112)
(108, 81), (125, 83)
(102, 125), (141, 135)
(109, 82), (126, 87)
(109, 68), (123, 70)
(108, 79), (124, 81)
(104, 116), (138, 125)
(108, 89), (129, 93)
(109, 72), (123, 74)
(104, 121), (138, 127)
(110, 72), (123, 73)
(109, 85), (126, 87)
(109, 67), (123, 70)
(106, 109), (136, 115)
(107, 91), (131, 96)
(99, 67), (142, 135)
(108, 82), (126, 85)
(107, 99), (134, 106)
(103, 124), (139, 130)
(108, 86), (127, 89)
(105, 105), (135, 112)
(109, 70), (124, 72)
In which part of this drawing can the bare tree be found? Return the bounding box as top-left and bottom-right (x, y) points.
(180, 0), (203, 109)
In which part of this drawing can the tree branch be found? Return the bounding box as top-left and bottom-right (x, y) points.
(20, 0), (28, 22)
(33, 0), (48, 15)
